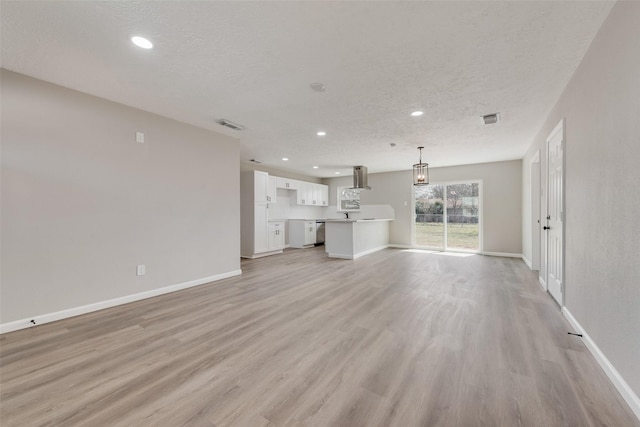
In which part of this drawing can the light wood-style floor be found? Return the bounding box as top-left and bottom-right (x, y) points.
(1, 247), (638, 426)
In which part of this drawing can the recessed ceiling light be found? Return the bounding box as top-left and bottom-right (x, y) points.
(313, 166), (319, 169)
(131, 36), (153, 49)
(335, 172), (340, 175)
(411, 111), (424, 117)
(317, 131), (326, 136)
(282, 157), (289, 161)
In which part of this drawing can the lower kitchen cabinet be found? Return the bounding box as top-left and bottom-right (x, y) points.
(268, 221), (285, 250)
(289, 220), (316, 248)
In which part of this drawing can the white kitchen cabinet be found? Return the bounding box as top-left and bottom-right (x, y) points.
(305, 221), (317, 244)
(295, 182), (328, 206)
(268, 221), (285, 250)
(267, 176), (277, 203)
(310, 184), (319, 206)
(254, 204), (269, 253)
(241, 171), (283, 258)
(273, 175), (328, 207)
(297, 181), (311, 205)
(319, 184), (329, 206)
(276, 177), (298, 190)
(253, 170), (268, 204)
(289, 220), (316, 248)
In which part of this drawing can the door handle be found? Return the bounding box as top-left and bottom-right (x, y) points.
(543, 226), (550, 230)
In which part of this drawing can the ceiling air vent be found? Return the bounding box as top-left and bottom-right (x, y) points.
(482, 113), (500, 125)
(216, 119), (246, 131)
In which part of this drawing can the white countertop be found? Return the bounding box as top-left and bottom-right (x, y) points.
(279, 218), (394, 222)
(325, 218), (393, 223)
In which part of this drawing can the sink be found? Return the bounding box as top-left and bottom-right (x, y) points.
(362, 218), (376, 220)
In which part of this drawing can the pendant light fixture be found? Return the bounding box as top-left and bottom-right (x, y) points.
(413, 146), (429, 186)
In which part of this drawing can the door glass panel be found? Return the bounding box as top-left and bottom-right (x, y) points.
(414, 182), (480, 252)
(415, 184), (445, 249)
(445, 183), (479, 251)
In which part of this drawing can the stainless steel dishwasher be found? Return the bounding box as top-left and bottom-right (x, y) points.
(315, 220), (325, 246)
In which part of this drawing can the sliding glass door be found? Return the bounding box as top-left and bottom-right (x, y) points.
(414, 181), (480, 252)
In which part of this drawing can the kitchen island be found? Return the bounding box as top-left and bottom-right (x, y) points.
(324, 219), (392, 259)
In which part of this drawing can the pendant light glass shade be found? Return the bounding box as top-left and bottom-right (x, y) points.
(413, 146), (429, 185)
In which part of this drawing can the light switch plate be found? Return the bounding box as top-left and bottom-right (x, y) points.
(137, 264), (145, 276)
(136, 132), (145, 143)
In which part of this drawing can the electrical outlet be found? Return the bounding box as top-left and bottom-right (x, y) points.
(135, 131), (145, 143)
(137, 264), (146, 276)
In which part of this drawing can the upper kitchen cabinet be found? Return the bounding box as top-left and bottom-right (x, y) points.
(272, 174), (328, 207)
(299, 182), (328, 206)
(253, 170), (269, 204)
(318, 184), (329, 206)
(267, 176), (277, 203)
(276, 177), (298, 190)
(297, 181), (311, 205)
(254, 171), (277, 204)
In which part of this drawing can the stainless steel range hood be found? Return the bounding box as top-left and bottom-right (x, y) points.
(353, 166), (371, 190)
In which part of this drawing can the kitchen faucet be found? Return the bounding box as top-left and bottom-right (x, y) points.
(344, 212), (349, 219)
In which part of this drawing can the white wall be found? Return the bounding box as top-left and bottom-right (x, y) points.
(326, 160), (522, 254)
(522, 0), (640, 406)
(1, 70), (241, 325)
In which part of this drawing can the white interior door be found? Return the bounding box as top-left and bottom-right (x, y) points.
(546, 120), (564, 305)
(530, 151), (541, 271)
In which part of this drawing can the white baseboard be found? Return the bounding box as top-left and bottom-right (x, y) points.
(353, 245), (389, 259)
(539, 275), (547, 291)
(327, 245), (389, 260)
(387, 244), (412, 249)
(483, 251), (524, 258)
(522, 255), (533, 269)
(0, 269), (242, 335)
(241, 249), (283, 259)
(562, 308), (640, 421)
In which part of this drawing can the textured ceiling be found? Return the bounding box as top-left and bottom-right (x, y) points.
(1, 1), (614, 177)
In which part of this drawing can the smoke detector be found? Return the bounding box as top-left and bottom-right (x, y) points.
(216, 119), (246, 131)
(482, 113), (500, 125)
